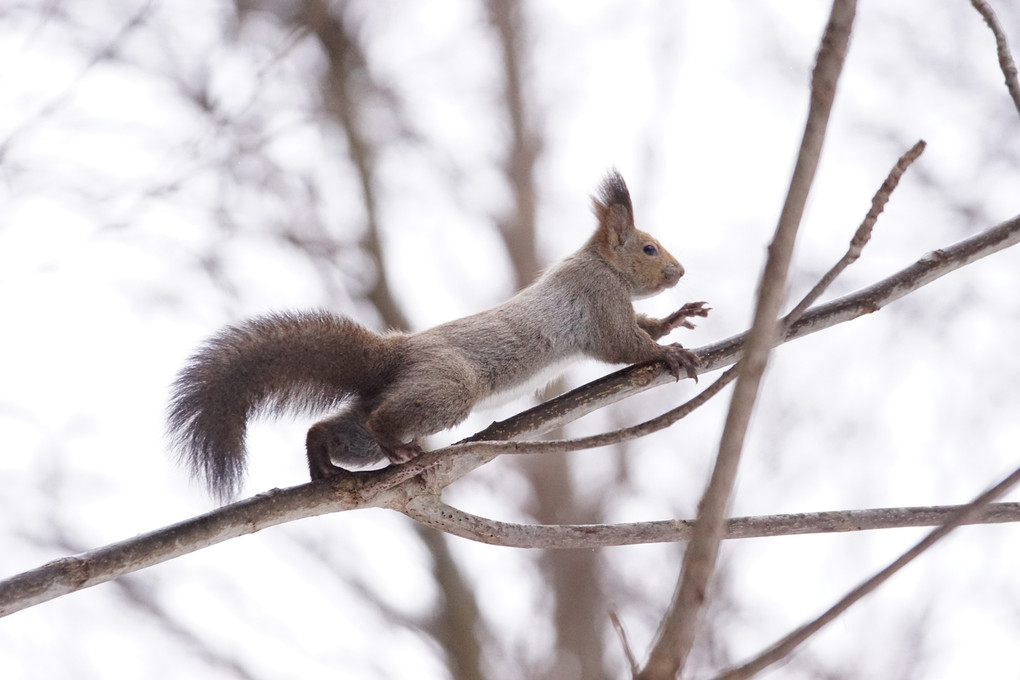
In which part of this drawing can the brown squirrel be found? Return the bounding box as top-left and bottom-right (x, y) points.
(168, 170), (709, 500)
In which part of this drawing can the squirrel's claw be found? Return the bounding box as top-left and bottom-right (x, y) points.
(664, 343), (700, 382)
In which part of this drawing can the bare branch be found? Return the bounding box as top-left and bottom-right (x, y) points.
(713, 464), (1020, 680)
(363, 213), (1020, 499)
(611, 610), (641, 679)
(403, 496), (1020, 549)
(639, 3), (858, 676)
(1, 211), (1017, 619)
(0, 477), (387, 618)
(783, 139), (926, 324)
(970, 0), (1020, 117)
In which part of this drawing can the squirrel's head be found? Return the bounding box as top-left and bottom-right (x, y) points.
(590, 169), (684, 299)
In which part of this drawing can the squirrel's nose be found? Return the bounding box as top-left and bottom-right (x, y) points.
(665, 262), (684, 282)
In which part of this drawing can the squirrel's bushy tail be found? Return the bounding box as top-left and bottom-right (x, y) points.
(166, 311), (395, 501)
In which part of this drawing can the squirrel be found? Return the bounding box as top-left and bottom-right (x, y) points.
(167, 170), (709, 501)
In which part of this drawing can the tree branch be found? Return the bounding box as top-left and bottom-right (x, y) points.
(713, 464), (1020, 680)
(377, 207), (1020, 493)
(402, 496), (1020, 549)
(970, 0), (1020, 117)
(689, 5), (1018, 674)
(395, 138), (933, 553)
(783, 139), (926, 323)
(1, 211), (1017, 619)
(639, 3), (858, 675)
(0, 476), (390, 618)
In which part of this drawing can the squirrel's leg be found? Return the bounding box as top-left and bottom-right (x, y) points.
(366, 373), (477, 465)
(306, 401), (386, 480)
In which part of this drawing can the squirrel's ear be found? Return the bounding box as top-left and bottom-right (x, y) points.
(591, 169), (635, 247)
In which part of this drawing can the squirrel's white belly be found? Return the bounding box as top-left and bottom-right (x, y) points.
(475, 355), (584, 412)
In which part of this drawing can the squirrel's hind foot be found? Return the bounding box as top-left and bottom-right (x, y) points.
(306, 408), (390, 480)
(381, 441), (423, 464)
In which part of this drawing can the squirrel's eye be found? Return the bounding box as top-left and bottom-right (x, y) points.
(643, 244), (658, 256)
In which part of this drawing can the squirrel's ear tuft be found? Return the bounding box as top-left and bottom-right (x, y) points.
(591, 168), (635, 246)
(591, 168), (633, 218)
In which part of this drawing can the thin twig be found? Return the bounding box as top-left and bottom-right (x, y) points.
(610, 610), (641, 678)
(638, 3), (858, 677)
(713, 465), (1020, 680)
(783, 140), (926, 325)
(970, 0), (1020, 117)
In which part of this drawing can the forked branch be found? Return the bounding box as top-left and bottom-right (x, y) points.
(403, 138), (929, 544)
(1, 212), (1017, 619)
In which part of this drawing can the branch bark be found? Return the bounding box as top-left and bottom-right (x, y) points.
(713, 464), (1020, 680)
(403, 497), (1020, 549)
(639, 3), (857, 674)
(970, 0), (1020, 117)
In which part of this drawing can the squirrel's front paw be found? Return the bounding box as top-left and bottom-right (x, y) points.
(663, 343), (700, 382)
(664, 301), (711, 332)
